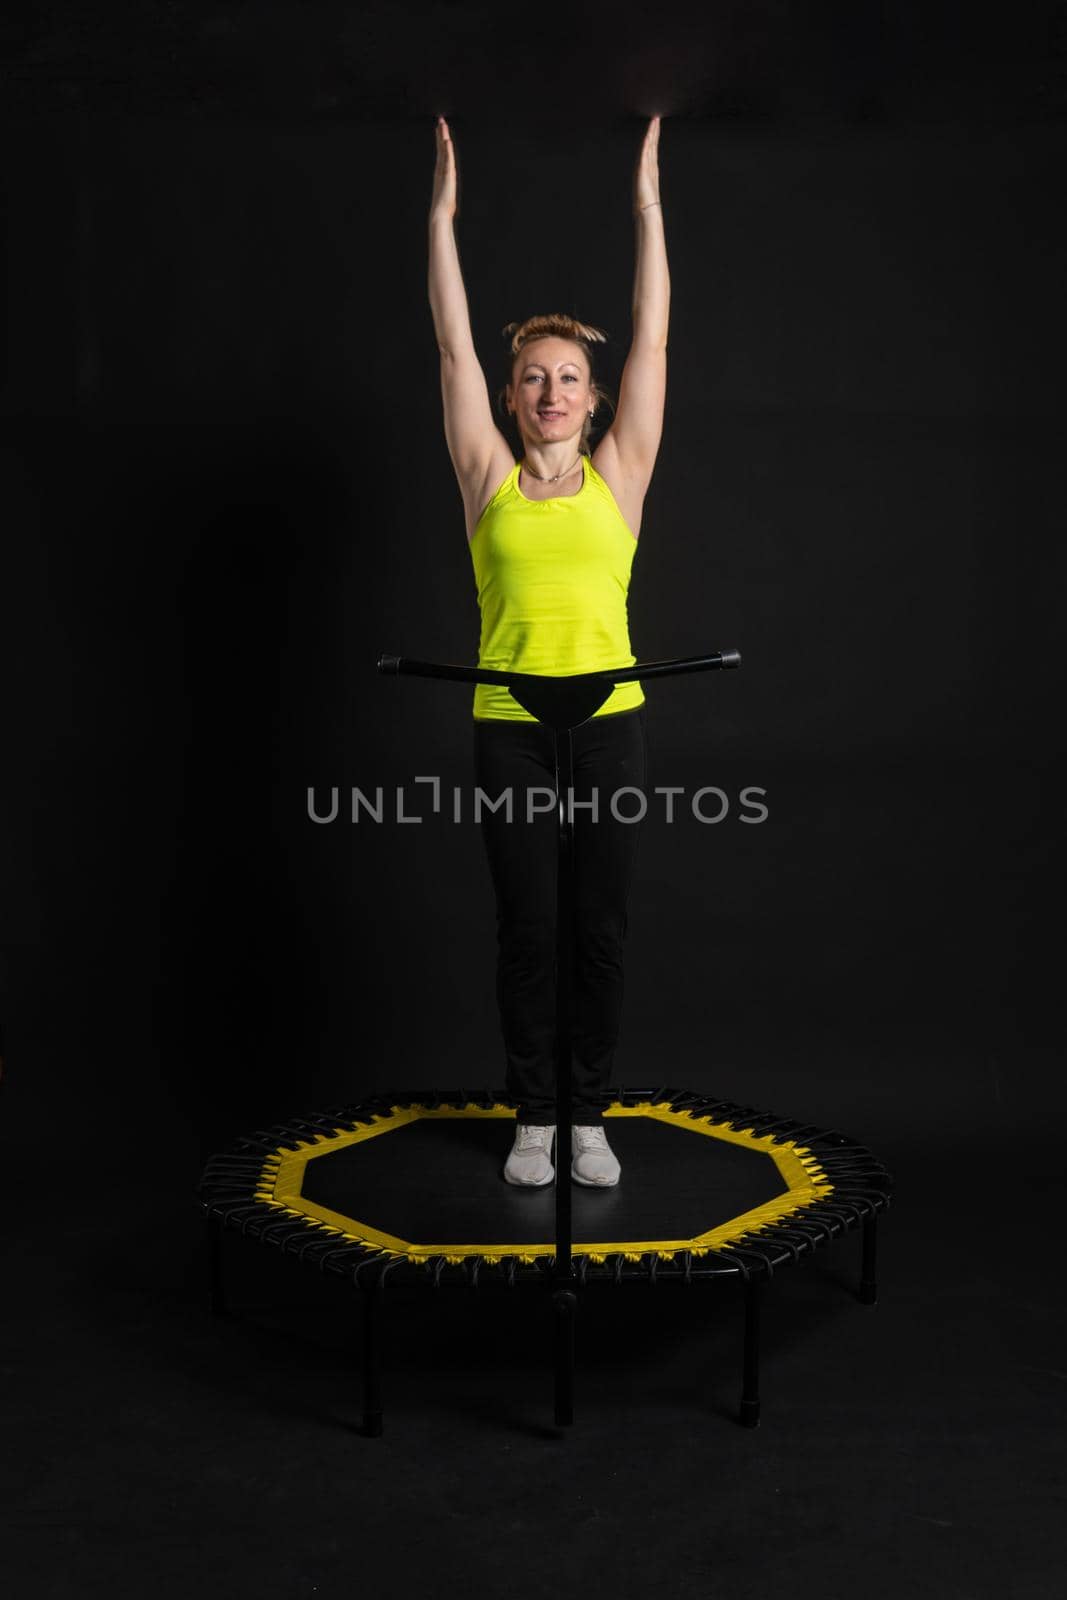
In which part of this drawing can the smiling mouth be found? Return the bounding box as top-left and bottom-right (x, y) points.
(538, 411), (564, 419)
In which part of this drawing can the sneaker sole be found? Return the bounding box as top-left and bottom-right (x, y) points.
(503, 1167), (555, 1187)
(571, 1166), (620, 1187)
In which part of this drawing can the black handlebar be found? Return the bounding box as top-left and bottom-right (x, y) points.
(377, 649), (741, 730)
(376, 650), (741, 685)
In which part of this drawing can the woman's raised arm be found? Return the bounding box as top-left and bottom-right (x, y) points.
(594, 118), (670, 508)
(428, 118), (512, 532)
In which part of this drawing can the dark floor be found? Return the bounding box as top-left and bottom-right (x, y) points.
(3, 1042), (1064, 1600)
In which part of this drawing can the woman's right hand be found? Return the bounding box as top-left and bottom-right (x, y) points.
(431, 116), (458, 221)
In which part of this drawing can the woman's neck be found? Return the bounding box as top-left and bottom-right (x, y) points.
(520, 445), (584, 482)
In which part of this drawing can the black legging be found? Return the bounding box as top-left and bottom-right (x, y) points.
(472, 707), (647, 1124)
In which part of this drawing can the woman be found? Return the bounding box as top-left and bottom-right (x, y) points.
(428, 114), (669, 1189)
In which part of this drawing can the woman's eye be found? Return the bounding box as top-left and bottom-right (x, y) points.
(563, 374), (577, 382)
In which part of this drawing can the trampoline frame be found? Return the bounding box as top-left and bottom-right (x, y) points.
(200, 1085), (891, 1435)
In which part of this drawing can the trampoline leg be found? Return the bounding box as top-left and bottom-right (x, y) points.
(859, 1215), (878, 1305)
(207, 1219), (226, 1318)
(553, 1288), (576, 1428)
(360, 1284), (384, 1438)
(739, 1276), (761, 1428)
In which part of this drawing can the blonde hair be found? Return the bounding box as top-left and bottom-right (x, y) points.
(499, 313), (614, 456)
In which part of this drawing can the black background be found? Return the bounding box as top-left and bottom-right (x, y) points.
(2, 4), (1065, 1597)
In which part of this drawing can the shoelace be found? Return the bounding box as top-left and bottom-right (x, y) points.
(573, 1126), (609, 1151)
(516, 1125), (554, 1150)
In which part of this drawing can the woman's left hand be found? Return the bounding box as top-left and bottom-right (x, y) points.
(633, 116), (662, 216)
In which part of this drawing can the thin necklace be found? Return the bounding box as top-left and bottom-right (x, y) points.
(521, 454), (583, 484)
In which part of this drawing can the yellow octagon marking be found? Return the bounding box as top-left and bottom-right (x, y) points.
(252, 1101), (833, 1264)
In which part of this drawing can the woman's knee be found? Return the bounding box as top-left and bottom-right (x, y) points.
(498, 914), (557, 968)
(575, 909), (628, 965)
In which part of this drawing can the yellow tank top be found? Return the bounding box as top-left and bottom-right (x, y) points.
(468, 456), (645, 722)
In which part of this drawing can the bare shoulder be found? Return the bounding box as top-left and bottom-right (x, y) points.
(462, 438), (517, 542)
(591, 433), (644, 541)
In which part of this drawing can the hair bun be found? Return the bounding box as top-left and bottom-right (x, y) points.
(502, 314), (608, 354)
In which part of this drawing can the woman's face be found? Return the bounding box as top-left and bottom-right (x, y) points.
(506, 338), (594, 451)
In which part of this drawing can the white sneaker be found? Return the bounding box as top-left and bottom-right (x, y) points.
(504, 1124), (556, 1187)
(571, 1125), (621, 1187)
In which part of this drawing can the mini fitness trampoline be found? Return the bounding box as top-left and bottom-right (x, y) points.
(198, 652), (893, 1435)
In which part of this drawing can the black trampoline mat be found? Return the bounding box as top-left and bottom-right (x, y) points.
(298, 1116), (788, 1246)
